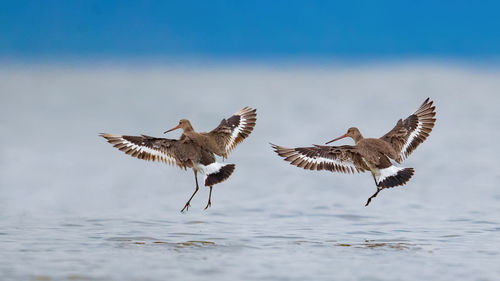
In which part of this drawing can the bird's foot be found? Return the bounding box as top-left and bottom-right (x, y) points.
(204, 200), (211, 210)
(181, 202), (191, 213)
(365, 197), (373, 206)
(365, 189), (381, 206)
(204, 186), (213, 210)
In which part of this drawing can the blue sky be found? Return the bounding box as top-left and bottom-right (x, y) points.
(1, 0), (499, 60)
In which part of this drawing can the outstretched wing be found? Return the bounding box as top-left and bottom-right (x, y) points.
(271, 143), (368, 173)
(207, 106), (257, 158)
(380, 98), (436, 162)
(100, 133), (186, 168)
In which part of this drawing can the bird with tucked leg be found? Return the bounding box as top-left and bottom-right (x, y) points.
(272, 98), (436, 206)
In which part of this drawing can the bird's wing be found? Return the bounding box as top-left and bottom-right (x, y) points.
(271, 143), (368, 173)
(207, 106), (257, 157)
(100, 133), (186, 168)
(380, 98), (436, 162)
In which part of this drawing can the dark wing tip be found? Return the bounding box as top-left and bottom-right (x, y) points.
(239, 106), (257, 116)
(420, 98), (435, 111)
(270, 144), (294, 157)
(270, 143), (281, 153)
(99, 133), (120, 142)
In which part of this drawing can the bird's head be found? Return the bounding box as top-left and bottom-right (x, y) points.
(326, 127), (362, 144)
(164, 119), (194, 134)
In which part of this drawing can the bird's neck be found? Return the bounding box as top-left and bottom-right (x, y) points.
(353, 133), (364, 144)
(180, 127), (197, 142)
(183, 125), (195, 133)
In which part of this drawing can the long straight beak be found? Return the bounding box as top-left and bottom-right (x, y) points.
(164, 124), (181, 134)
(326, 134), (347, 144)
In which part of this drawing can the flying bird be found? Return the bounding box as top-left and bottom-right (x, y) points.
(271, 98), (436, 206)
(100, 107), (257, 212)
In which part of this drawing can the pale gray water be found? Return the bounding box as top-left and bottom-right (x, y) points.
(1, 63), (500, 280)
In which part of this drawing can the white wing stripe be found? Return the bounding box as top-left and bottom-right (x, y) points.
(226, 118), (246, 151)
(294, 153), (358, 170)
(400, 121), (423, 160)
(117, 137), (176, 163)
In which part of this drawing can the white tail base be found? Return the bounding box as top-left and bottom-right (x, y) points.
(375, 165), (403, 185)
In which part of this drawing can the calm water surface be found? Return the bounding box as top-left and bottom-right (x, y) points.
(1, 64), (499, 280)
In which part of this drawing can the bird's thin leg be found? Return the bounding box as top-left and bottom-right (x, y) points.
(181, 170), (200, 213)
(204, 186), (213, 210)
(365, 188), (381, 206)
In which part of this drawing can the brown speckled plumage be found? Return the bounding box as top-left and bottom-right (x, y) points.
(272, 98), (436, 206)
(100, 106), (257, 212)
